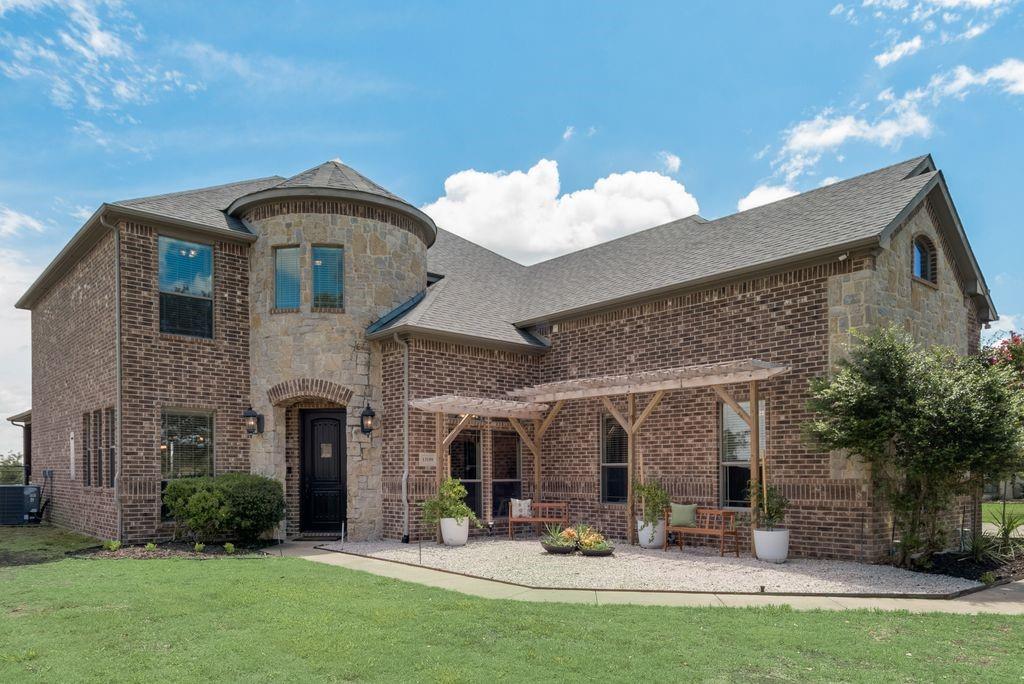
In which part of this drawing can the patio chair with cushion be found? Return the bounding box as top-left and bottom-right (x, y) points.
(663, 505), (739, 557)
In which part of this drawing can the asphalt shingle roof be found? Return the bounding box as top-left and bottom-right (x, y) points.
(106, 156), (945, 349)
(378, 155), (937, 346)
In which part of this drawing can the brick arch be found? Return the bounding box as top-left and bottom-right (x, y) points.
(267, 378), (353, 407)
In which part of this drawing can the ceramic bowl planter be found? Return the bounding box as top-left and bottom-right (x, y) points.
(636, 519), (666, 549)
(439, 517), (470, 546)
(579, 546), (614, 557)
(753, 528), (790, 563)
(540, 541), (575, 554)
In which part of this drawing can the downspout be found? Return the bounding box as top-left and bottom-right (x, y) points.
(100, 213), (123, 541)
(394, 333), (410, 542)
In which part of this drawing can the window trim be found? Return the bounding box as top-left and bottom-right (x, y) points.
(911, 234), (938, 286)
(718, 399), (766, 510)
(310, 244), (345, 312)
(273, 244), (301, 311)
(157, 235), (215, 339)
(160, 408), (216, 482)
(599, 413), (628, 505)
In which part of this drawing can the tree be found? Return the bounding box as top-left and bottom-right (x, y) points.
(805, 326), (1024, 566)
(0, 452), (24, 484)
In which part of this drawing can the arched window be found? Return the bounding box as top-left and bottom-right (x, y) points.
(912, 236), (937, 284)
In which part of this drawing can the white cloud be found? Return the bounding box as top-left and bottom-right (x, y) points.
(874, 35), (923, 67)
(0, 205), (44, 237)
(0, 248), (40, 453)
(819, 176), (842, 186)
(929, 58), (1024, 98)
(783, 98), (932, 154)
(658, 150), (681, 173)
(70, 205), (94, 221)
(421, 159), (700, 263)
(736, 184), (798, 211)
(982, 313), (1021, 346)
(562, 125), (575, 140)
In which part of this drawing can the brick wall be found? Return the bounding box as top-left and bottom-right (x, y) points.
(118, 221), (251, 542)
(29, 230), (118, 539)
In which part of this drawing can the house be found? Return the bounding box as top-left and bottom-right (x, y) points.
(11, 155), (995, 560)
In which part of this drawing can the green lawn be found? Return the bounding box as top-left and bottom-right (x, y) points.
(0, 524), (98, 566)
(983, 501), (1024, 524)
(1, 554), (1022, 682)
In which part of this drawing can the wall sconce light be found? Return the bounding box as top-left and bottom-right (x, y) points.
(359, 404), (376, 434)
(243, 407), (264, 436)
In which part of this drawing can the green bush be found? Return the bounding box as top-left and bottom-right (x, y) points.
(102, 540), (121, 552)
(163, 474), (284, 544)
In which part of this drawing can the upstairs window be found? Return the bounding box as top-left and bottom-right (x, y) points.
(274, 246), (300, 309)
(600, 415), (628, 503)
(913, 236), (937, 285)
(312, 246), (344, 309)
(159, 236), (213, 337)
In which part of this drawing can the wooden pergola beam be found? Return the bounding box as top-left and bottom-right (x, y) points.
(713, 386), (752, 428)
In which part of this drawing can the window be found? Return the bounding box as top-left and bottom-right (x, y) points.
(159, 236), (213, 337)
(449, 430), (482, 518)
(491, 432), (522, 517)
(93, 410), (102, 487)
(81, 413), (91, 486)
(600, 415), (628, 503)
(160, 411), (214, 481)
(274, 246), (300, 309)
(912, 236), (937, 284)
(105, 407), (116, 487)
(720, 400), (766, 508)
(311, 246), (343, 309)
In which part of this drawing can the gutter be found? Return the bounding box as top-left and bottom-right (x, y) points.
(394, 333), (411, 543)
(99, 214), (124, 542)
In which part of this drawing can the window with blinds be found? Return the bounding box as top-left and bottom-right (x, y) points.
(600, 414), (628, 503)
(720, 400), (766, 508)
(312, 246), (344, 309)
(274, 246), (300, 309)
(158, 236), (213, 337)
(160, 411), (214, 480)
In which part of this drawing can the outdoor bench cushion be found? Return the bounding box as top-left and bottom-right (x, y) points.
(670, 503), (698, 527)
(510, 498), (532, 518)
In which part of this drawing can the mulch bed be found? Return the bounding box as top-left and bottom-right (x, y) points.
(71, 541), (274, 560)
(916, 551), (1024, 583)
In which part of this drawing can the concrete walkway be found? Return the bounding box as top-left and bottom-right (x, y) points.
(268, 542), (1024, 614)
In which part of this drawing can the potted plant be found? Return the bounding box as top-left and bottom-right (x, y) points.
(633, 479), (670, 548)
(576, 524), (614, 557)
(751, 483), (790, 563)
(539, 524), (577, 554)
(421, 477), (481, 546)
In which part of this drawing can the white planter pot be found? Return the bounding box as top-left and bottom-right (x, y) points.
(440, 517), (469, 546)
(636, 519), (666, 549)
(754, 528), (790, 563)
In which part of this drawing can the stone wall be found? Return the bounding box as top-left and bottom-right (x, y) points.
(29, 229), (118, 540)
(246, 207), (427, 540)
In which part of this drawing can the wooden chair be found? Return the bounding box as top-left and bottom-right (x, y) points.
(508, 501), (569, 539)
(664, 506), (739, 557)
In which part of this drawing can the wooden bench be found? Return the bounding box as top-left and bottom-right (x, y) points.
(508, 502), (569, 539)
(663, 506), (739, 557)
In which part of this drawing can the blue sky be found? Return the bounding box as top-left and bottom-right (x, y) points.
(0, 0), (1022, 451)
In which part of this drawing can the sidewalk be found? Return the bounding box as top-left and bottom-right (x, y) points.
(267, 541), (1024, 614)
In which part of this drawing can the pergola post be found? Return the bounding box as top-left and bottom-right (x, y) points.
(749, 380), (760, 555)
(626, 394), (637, 544)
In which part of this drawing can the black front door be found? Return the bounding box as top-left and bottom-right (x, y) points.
(300, 409), (346, 532)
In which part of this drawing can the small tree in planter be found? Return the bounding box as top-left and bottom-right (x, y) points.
(750, 483), (790, 562)
(421, 477), (481, 546)
(633, 479), (670, 548)
(805, 326), (1024, 567)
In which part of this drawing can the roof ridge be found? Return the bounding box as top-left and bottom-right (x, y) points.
(115, 175), (285, 205)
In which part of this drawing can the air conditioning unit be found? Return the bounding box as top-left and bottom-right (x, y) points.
(0, 485), (41, 525)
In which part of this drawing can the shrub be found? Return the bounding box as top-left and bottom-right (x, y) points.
(163, 474), (285, 544)
(223, 542), (235, 555)
(194, 542), (205, 553)
(216, 473), (286, 544)
(144, 542), (157, 552)
(750, 483), (789, 530)
(421, 477), (481, 527)
(102, 540), (122, 552)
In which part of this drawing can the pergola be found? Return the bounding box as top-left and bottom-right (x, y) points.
(410, 359), (790, 549)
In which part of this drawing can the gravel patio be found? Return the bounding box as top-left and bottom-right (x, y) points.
(321, 539), (980, 596)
